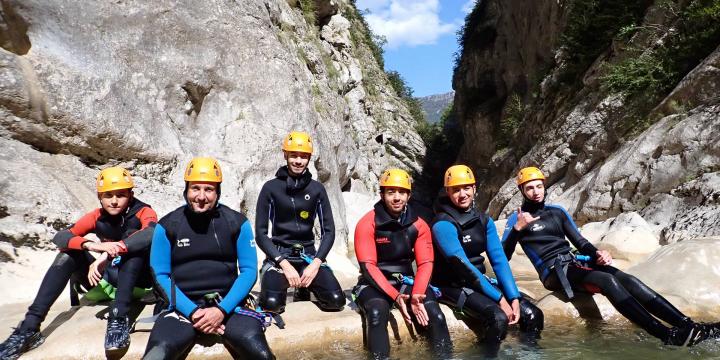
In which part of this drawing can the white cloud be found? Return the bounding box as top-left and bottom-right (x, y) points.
(461, 0), (476, 14)
(355, 0), (460, 49)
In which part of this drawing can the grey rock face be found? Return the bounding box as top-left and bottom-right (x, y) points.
(0, 0), (425, 257)
(453, 1), (720, 243)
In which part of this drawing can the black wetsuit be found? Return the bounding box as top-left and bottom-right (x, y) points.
(354, 202), (452, 358)
(431, 197), (543, 355)
(255, 166), (344, 313)
(19, 198), (156, 331)
(143, 204), (274, 360)
(503, 199), (694, 342)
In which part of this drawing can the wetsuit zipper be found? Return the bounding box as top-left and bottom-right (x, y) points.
(290, 196), (300, 231)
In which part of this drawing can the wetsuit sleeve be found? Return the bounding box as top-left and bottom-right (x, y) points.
(412, 219), (433, 296)
(314, 186), (335, 262)
(218, 221), (258, 315)
(486, 218), (520, 300)
(52, 209), (101, 250)
(255, 183), (283, 264)
(432, 221), (503, 302)
(552, 206), (598, 257)
(121, 207), (158, 254)
(501, 212), (521, 260)
(150, 223), (198, 318)
(355, 211), (400, 300)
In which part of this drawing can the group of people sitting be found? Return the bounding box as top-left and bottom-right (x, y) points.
(0, 131), (717, 360)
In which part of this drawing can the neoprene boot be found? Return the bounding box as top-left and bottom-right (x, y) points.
(105, 315), (131, 351)
(665, 323), (710, 347)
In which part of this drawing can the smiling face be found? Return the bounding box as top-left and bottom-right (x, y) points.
(284, 151), (311, 176)
(98, 189), (132, 215)
(186, 181), (218, 213)
(446, 184), (475, 210)
(521, 179), (545, 203)
(381, 187), (411, 217)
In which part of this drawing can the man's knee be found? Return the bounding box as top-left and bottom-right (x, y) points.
(362, 299), (390, 328)
(316, 290), (346, 311)
(259, 291), (287, 313)
(519, 300), (544, 332)
(423, 300), (447, 325)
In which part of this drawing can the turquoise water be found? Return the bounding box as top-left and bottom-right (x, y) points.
(278, 321), (720, 359)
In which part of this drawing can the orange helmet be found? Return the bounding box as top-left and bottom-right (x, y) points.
(444, 165), (475, 187)
(282, 131), (313, 154)
(184, 157), (223, 183)
(379, 169), (412, 190)
(516, 167), (545, 186)
(96, 167), (134, 193)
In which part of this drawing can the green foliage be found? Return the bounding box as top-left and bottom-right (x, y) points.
(601, 0), (720, 135)
(299, 0), (316, 25)
(602, 0), (720, 97)
(498, 94), (524, 147)
(454, 0), (486, 72)
(345, 1), (386, 68)
(558, 0), (647, 84)
(415, 102), (465, 192)
(385, 70), (425, 123)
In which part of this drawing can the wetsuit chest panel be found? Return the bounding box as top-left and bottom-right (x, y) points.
(517, 207), (573, 264)
(160, 206), (240, 300)
(266, 178), (322, 242)
(432, 213), (489, 279)
(374, 224), (417, 267)
(94, 200), (145, 241)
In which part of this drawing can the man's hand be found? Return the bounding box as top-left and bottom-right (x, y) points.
(410, 294), (429, 326)
(299, 258), (322, 287)
(513, 208), (540, 231)
(596, 250), (613, 266)
(192, 307), (226, 335)
(394, 294), (412, 323)
(499, 297), (520, 324)
(84, 241), (124, 257)
(279, 260), (301, 288)
(88, 253), (109, 287)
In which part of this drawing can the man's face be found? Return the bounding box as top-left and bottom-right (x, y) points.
(284, 151), (311, 176)
(381, 187), (411, 217)
(98, 189), (132, 215)
(446, 184), (475, 210)
(187, 181), (218, 213)
(522, 180), (545, 203)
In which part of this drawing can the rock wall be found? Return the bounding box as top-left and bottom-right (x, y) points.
(0, 0), (425, 258)
(453, 0), (720, 242)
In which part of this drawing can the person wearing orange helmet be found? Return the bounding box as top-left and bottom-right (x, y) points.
(144, 157), (274, 360)
(502, 166), (719, 346)
(255, 131), (345, 316)
(353, 169), (452, 358)
(0, 167), (158, 359)
(431, 165), (543, 356)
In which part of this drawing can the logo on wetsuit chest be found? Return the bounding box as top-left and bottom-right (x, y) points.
(304, 194), (310, 201)
(462, 235), (472, 243)
(177, 238), (191, 247)
(375, 237), (390, 244)
(530, 223), (545, 232)
(300, 210), (310, 219)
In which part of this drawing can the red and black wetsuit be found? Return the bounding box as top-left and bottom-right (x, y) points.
(19, 198), (157, 331)
(353, 201), (451, 358)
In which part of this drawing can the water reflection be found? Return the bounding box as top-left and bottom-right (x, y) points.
(268, 321), (720, 360)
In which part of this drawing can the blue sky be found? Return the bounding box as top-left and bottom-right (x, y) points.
(355, 0), (476, 97)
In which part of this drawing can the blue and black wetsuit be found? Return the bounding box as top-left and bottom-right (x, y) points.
(18, 198), (156, 332)
(143, 204), (274, 360)
(255, 166), (344, 313)
(431, 196), (543, 353)
(502, 199), (696, 343)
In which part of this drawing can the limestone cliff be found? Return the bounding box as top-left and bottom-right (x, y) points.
(453, 0), (720, 243)
(0, 0), (425, 258)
